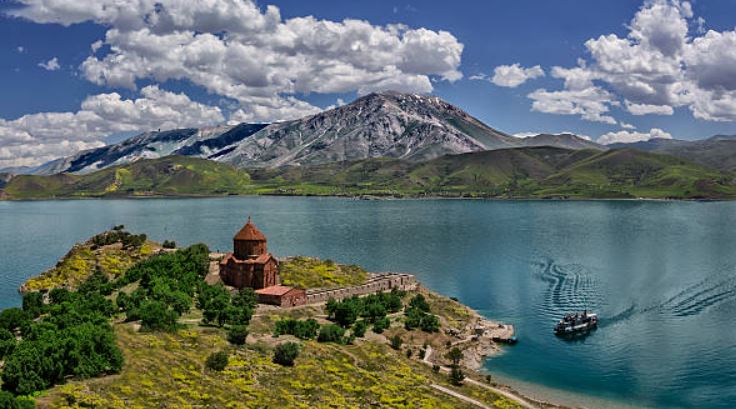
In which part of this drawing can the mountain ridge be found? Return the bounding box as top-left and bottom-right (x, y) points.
(6, 146), (732, 200)
(22, 91), (575, 175)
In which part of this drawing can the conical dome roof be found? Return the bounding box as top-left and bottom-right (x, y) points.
(234, 217), (267, 241)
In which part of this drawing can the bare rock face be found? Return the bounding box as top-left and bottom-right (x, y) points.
(218, 91), (515, 168)
(29, 91), (516, 174)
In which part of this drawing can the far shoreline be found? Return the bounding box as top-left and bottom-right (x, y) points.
(0, 191), (730, 203)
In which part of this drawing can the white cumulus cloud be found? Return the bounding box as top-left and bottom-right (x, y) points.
(625, 100), (675, 115)
(489, 64), (544, 88)
(37, 56), (60, 71)
(10, 0), (463, 122)
(597, 128), (672, 145)
(526, 0), (736, 124)
(0, 86), (224, 167)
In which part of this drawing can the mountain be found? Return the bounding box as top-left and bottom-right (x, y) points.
(250, 146), (736, 199)
(217, 91), (515, 168)
(1, 156), (251, 199)
(5, 148), (734, 199)
(0, 165), (35, 175)
(517, 133), (606, 151)
(0, 173), (12, 189)
(29, 91), (523, 174)
(610, 135), (736, 172)
(31, 124), (264, 175)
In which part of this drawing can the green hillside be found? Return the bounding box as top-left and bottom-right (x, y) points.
(2, 148), (735, 200)
(1, 156), (252, 199)
(251, 146), (736, 199)
(540, 149), (736, 199)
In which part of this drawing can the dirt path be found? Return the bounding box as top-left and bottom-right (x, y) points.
(422, 344), (539, 409)
(431, 384), (494, 409)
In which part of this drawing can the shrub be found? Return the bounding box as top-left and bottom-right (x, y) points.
(0, 391), (34, 409)
(205, 351), (229, 371)
(162, 240), (177, 249)
(0, 308), (29, 334)
(372, 316), (390, 334)
(227, 325), (249, 345)
(419, 313), (440, 332)
(389, 335), (403, 350)
(408, 294), (430, 313)
(22, 292), (44, 318)
(116, 292), (131, 311)
(48, 288), (72, 305)
(137, 300), (179, 332)
(406, 349), (413, 358)
(274, 319), (319, 340)
(404, 294), (439, 333)
(449, 366), (465, 386)
(332, 298), (360, 328)
(446, 347), (464, 366)
(317, 324), (346, 343)
(432, 364), (440, 373)
(352, 319), (367, 338)
(0, 329), (15, 359)
(273, 342), (300, 366)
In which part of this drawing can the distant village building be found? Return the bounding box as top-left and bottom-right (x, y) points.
(220, 217), (306, 306)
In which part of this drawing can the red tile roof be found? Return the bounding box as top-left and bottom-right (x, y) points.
(255, 285), (295, 296)
(253, 253), (272, 263)
(234, 216), (267, 241)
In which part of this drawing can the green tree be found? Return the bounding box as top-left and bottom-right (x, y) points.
(48, 288), (72, 305)
(419, 313), (440, 332)
(352, 320), (368, 338)
(446, 347), (463, 366)
(273, 319), (319, 340)
(372, 316), (390, 334)
(22, 292), (44, 318)
(0, 391), (34, 409)
(0, 328), (15, 359)
(227, 325), (248, 346)
(389, 335), (403, 350)
(449, 366), (465, 386)
(408, 294), (430, 313)
(0, 308), (29, 333)
(198, 284), (231, 327)
(205, 351), (229, 371)
(317, 324), (346, 343)
(115, 292), (131, 312)
(137, 300), (179, 332)
(333, 299), (360, 328)
(273, 342), (300, 366)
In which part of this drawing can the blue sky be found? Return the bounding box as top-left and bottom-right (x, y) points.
(1, 0), (736, 167)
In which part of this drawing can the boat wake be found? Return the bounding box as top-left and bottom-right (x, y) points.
(532, 258), (736, 326)
(532, 257), (602, 321)
(655, 268), (736, 317)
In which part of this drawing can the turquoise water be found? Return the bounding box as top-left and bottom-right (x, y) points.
(1, 197), (735, 408)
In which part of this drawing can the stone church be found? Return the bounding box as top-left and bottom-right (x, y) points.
(219, 217), (307, 307)
(219, 217), (279, 290)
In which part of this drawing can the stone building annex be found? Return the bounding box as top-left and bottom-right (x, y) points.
(217, 217), (416, 307)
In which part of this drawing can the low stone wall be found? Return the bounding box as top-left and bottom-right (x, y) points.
(305, 273), (417, 304)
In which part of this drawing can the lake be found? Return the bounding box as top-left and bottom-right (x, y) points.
(1, 197), (734, 408)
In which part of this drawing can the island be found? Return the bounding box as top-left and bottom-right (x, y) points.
(0, 218), (559, 409)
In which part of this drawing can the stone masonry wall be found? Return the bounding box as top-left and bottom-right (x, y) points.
(305, 273), (417, 304)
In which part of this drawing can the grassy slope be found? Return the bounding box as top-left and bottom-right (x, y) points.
(21, 236), (159, 292)
(2, 156), (252, 199)
(251, 146), (735, 199)
(279, 257), (370, 289)
(540, 149), (736, 199)
(37, 290), (524, 409)
(3, 148), (734, 199)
